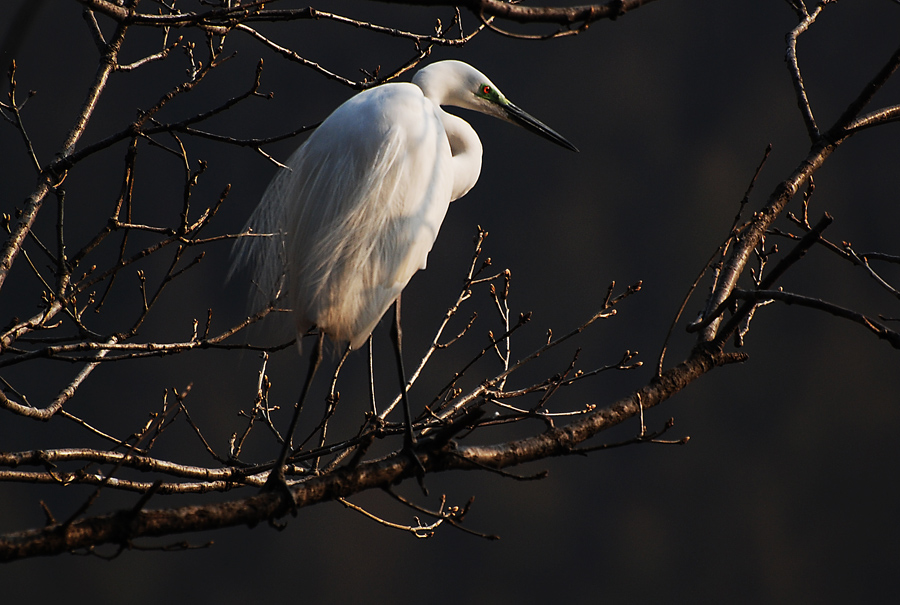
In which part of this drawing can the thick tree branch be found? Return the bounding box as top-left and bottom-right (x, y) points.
(76, 0), (661, 28)
(453, 0), (660, 24)
(698, 137), (837, 342)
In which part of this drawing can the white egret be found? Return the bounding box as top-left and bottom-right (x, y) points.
(231, 60), (577, 492)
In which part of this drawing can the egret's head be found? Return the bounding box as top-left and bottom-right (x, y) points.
(413, 61), (498, 112)
(413, 60), (578, 152)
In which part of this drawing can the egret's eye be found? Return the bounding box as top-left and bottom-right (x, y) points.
(482, 85), (491, 95)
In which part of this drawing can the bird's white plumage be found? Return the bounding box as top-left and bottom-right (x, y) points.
(233, 66), (478, 349)
(231, 60), (574, 351)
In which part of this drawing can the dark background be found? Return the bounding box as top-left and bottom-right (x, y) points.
(2, 0), (900, 602)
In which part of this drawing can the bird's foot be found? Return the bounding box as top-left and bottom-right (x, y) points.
(402, 436), (429, 496)
(261, 467), (297, 520)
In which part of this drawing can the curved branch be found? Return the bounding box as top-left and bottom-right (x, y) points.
(784, 1), (832, 141)
(77, 0), (661, 28)
(845, 104), (900, 134)
(829, 41), (900, 137)
(732, 289), (900, 349)
(385, 0), (660, 25)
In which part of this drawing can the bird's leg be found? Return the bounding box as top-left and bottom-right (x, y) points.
(392, 295), (417, 449)
(392, 296), (427, 488)
(262, 329), (325, 508)
(367, 334), (377, 418)
(361, 334), (385, 437)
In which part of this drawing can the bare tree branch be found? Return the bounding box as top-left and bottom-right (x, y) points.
(0, 344), (743, 561)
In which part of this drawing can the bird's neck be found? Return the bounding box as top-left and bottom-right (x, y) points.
(439, 109), (483, 201)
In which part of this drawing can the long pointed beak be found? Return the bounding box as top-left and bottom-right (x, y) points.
(504, 102), (579, 152)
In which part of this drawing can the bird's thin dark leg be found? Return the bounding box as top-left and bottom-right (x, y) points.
(367, 335), (377, 417)
(392, 296), (427, 489)
(392, 295), (416, 449)
(263, 329), (325, 504)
